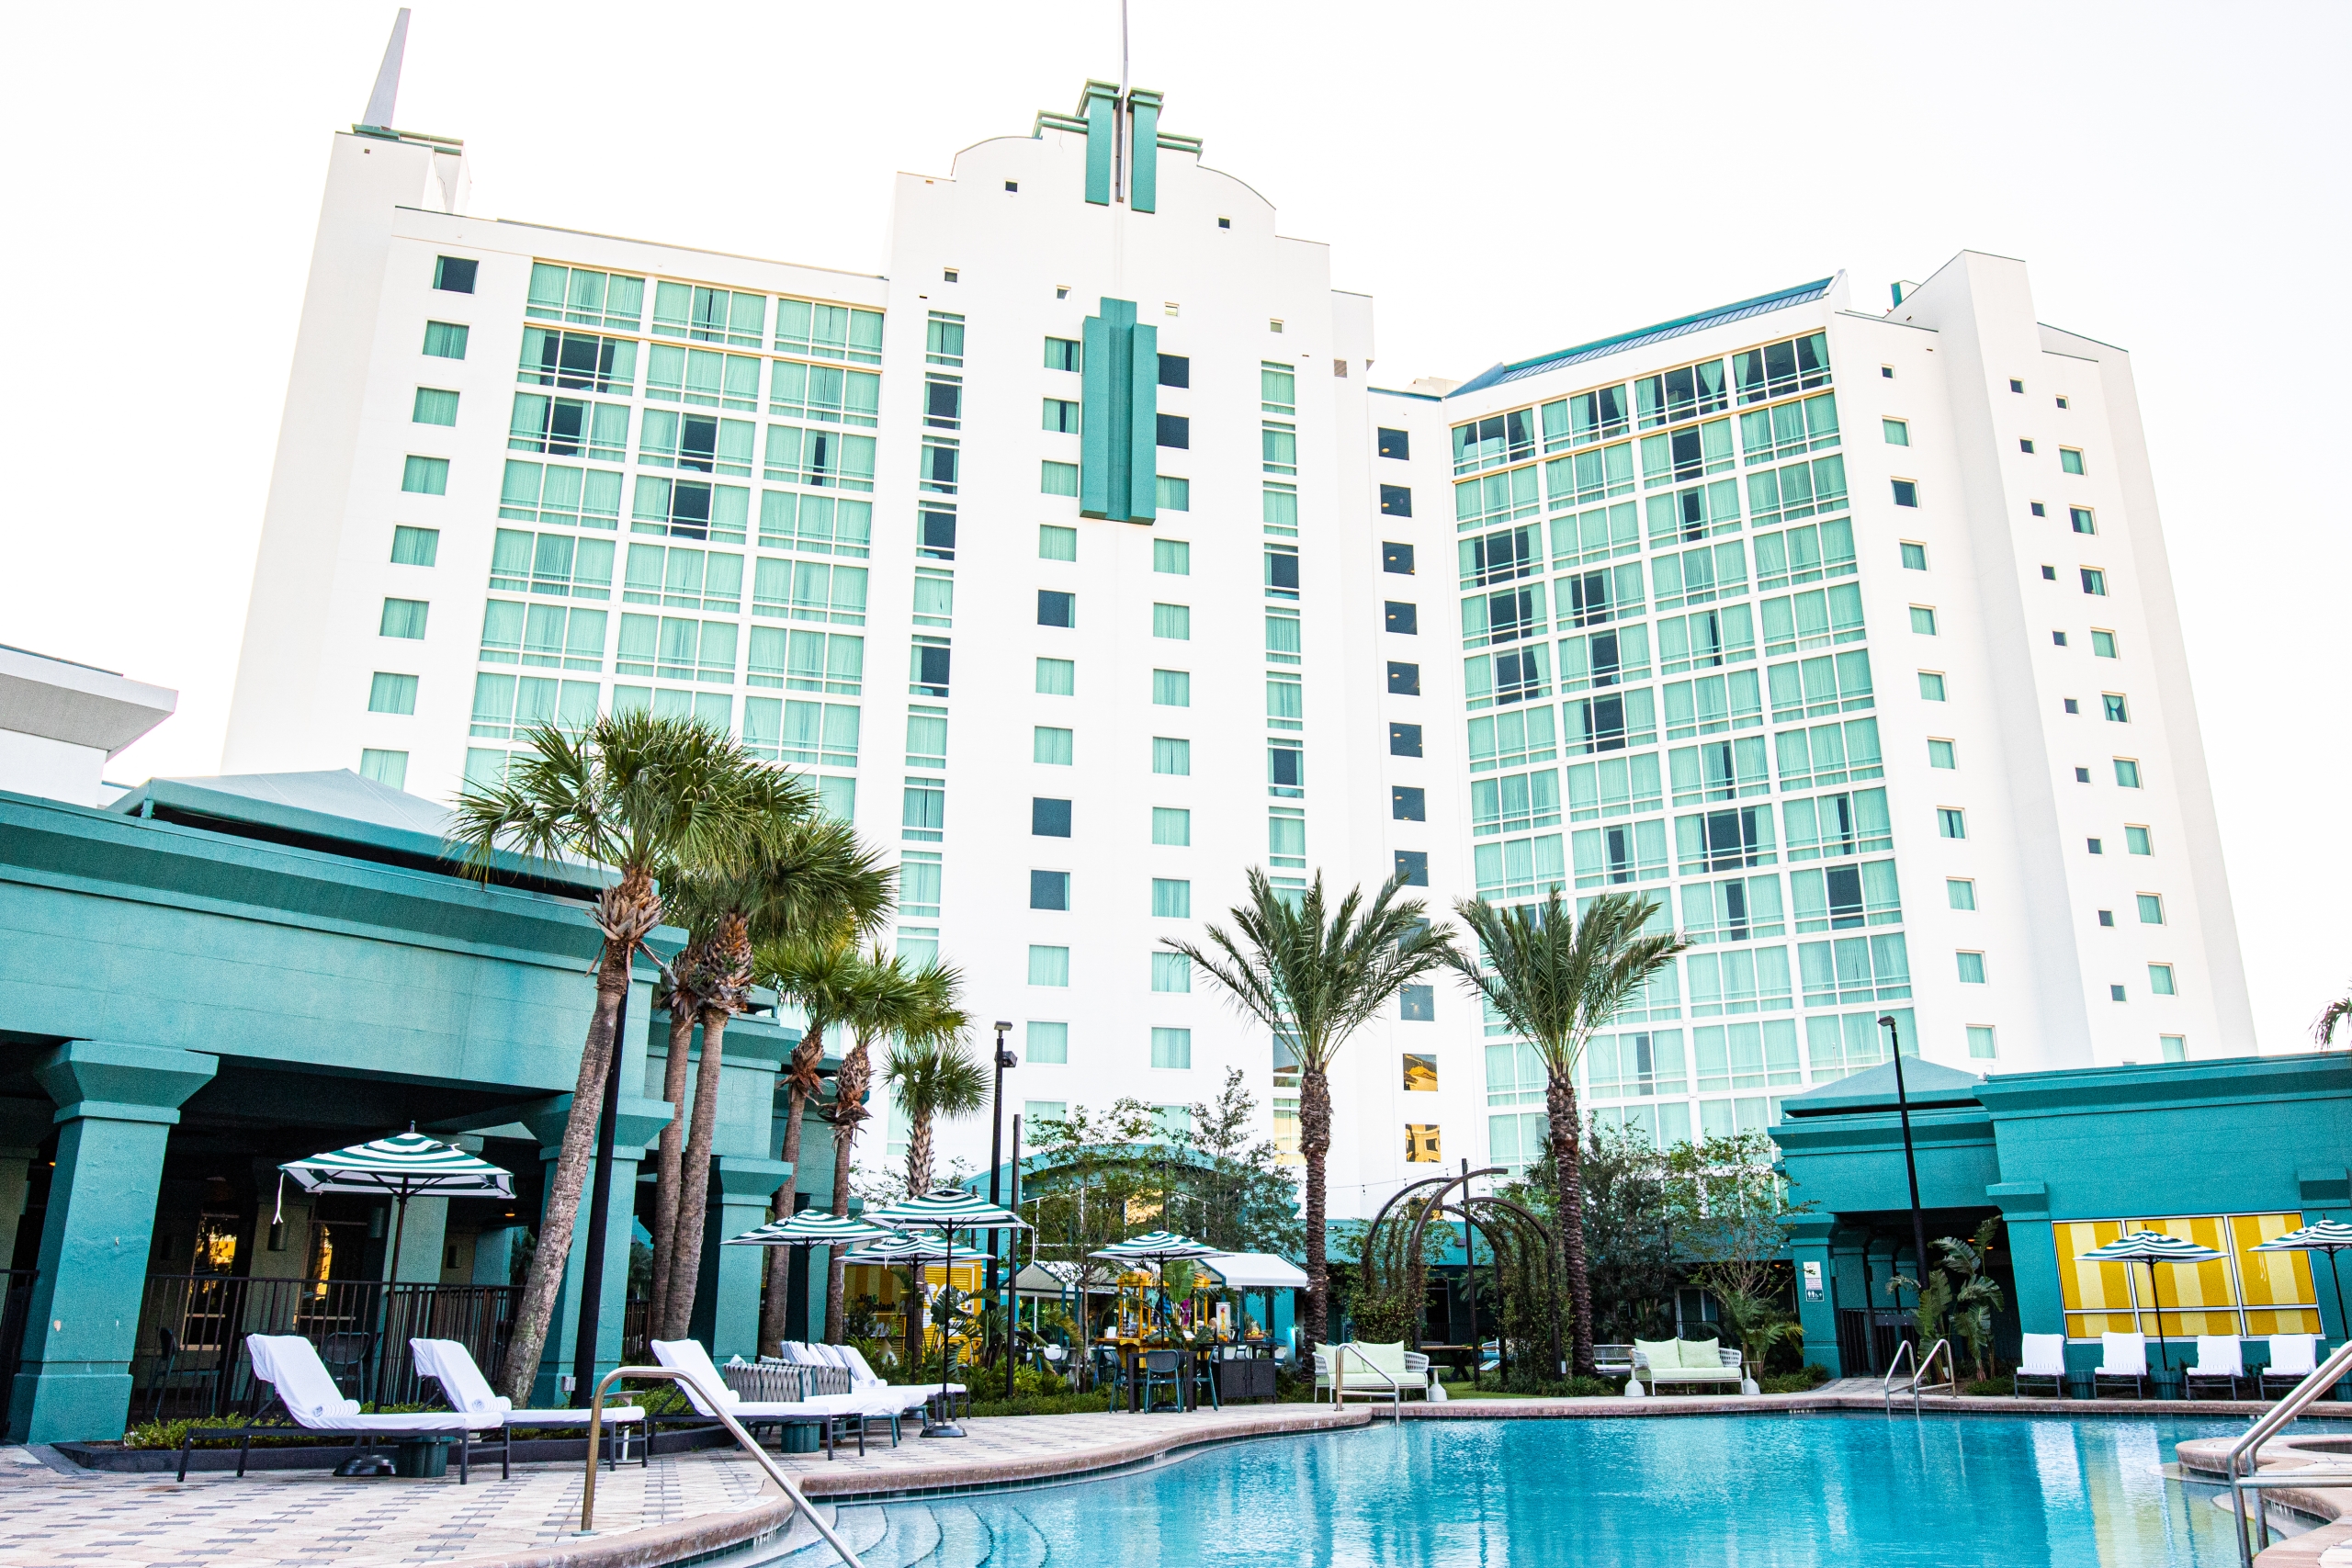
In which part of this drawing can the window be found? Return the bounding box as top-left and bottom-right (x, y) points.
(2109, 984), (2128, 1002)
(1385, 602), (1419, 635)
(1909, 606), (1938, 636)
(896, 707), (945, 768)
(2042, 566), (2058, 581)
(1948, 878), (1975, 909)
(1967, 1026), (1997, 1060)
(368, 672), (418, 715)
(433, 255), (478, 293)
(1379, 427), (1410, 459)
(1381, 541), (1418, 577)
(1927, 739), (1956, 770)
(390, 525), (439, 566)
(1400, 984), (1435, 1021)
(422, 321), (469, 360)
(1881, 366), (1894, 378)
(1041, 460), (1079, 496)
(1918, 671), (1947, 701)
(1268, 740), (1304, 793)
(1265, 547), (1300, 597)
(1158, 413), (1190, 449)
(1039, 525), (1077, 561)
(1045, 336), (1080, 371)
(1153, 738), (1191, 775)
(905, 638), (949, 695)
(1153, 670), (1191, 706)
(2075, 767), (2091, 784)
(1883, 418), (1910, 446)
(2031, 502), (2048, 518)
(1938, 807), (1966, 840)
(1266, 608), (1300, 664)
(1403, 1054), (1439, 1090)
(2103, 693), (2130, 723)
(413, 387), (459, 426)
(379, 598), (429, 638)
(1028, 946), (1070, 987)
(2081, 568), (2108, 596)
(2092, 629), (2119, 658)
(1029, 870), (1070, 911)
(1152, 806), (1191, 846)
(1390, 722), (1423, 758)
(1388, 662), (1420, 695)
(1393, 785), (1426, 821)
(2160, 1034), (2187, 1062)
(1150, 1028), (1192, 1069)
(2070, 506), (2097, 536)
(401, 456), (449, 495)
(1957, 951), (1987, 984)
(1264, 806), (1306, 869)
(2064, 698), (2080, 715)
(1035, 727), (1074, 765)
(1154, 538), (1190, 575)
(1394, 851), (1429, 888)
(1267, 674), (1302, 730)
(1262, 422), (1297, 476)
(1152, 953), (1192, 993)
(2061, 447), (2086, 475)
(2020, 439), (2037, 455)
(1901, 541), (1928, 570)
(922, 310), (964, 367)
(1033, 797), (1071, 837)
(2053, 631), (2069, 647)
(1026, 1022), (1069, 1065)
(2138, 893), (2165, 925)
(1891, 479), (1918, 508)
(1155, 352), (1191, 388)
(1406, 1125), (1442, 1164)
(2149, 964), (2177, 997)
(1155, 603), (1192, 640)
(1380, 484), (1413, 516)
(1035, 657), (1074, 695)
(1151, 879), (1192, 918)
(1037, 590), (1076, 628)
(2088, 838), (2104, 854)
(358, 749), (408, 789)
(2098, 909), (2115, 928)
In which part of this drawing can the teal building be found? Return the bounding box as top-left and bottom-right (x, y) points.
(1774, 1051), (2352, 1378)
(0, 773), (831, 1444)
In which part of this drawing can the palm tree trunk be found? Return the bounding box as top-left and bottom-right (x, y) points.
(823, 1033), (875, 1342)
(660, 1003), (731, 1339)
(759, 1021), (826, 1353)
(646, 992), (699, 1341)
(1547, 1071), (1595, 1378)
(499, 871), (660, 1404)
(1299, 1065), (1332, 1351)
(905, 1109), (933, 1201)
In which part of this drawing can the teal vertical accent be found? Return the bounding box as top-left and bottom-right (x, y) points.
(691, 1156), (792, 1361)
(1128, 91), (1161, 213)
(1128, 321), (1159, 521)
(1080, 299), (1136, 520)
(6, 1041), (217, 1445)
(1785, 1215), (1840, 1376)
(1081, 83), (1117, 206)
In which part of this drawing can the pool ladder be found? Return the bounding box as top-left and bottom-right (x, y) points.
(1883, 1338), (1955, 1413)
(2224, 1337), (2352, 1567)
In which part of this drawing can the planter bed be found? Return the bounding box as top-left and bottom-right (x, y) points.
(59, 1422), (730, 1474)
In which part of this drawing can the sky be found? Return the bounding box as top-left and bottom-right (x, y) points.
(1, 1), (2344, 1051)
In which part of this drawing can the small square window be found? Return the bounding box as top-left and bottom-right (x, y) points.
(1038, 525), (1077, 561)
(1928, 739), (1956, 769)
(2074, 767), (2090, 783)
(2138, 893), (2165, 925)
(390, 525), (439, 566)
(2052, 631), (2068, 647)
(1158, 354), (1192, 389)
(2019, 438), (2036, 454)
(2064, 698), (2080, 715)
(1383, 542), (1416, 574)
(1157, 412), (1191, 449)
(1152, 807), (1191, 846)
(943, 268), (959, 283)
(2081, 568), (2108, 596)
(1032, 797), (1072, 837)
(1395, 851), (1429, 887)
(1037, 590), (1076, 628)
(2092, 629), (2118, 658)
(1269, 319), (1284, 333)
(2102, 693), (2129, 723)
(2126, 825), (2153, 855)
(1900, 542), (1928, 570)
(2098, 909), (2115, 928)
(1004, 180), (1018, 192)
(2056, 396), (2071, 410)
(1957, 952), (1987, 984)
(2160, 1033), (2186, 1061)
(1883, 418), (1910, 446)
(2114, 759), (2142, 788)
(1151, 878), (1192, 919)
(2009, 379), (2025, 394)
(1947, 878), (1976, 910)
(2060, 447), (2086, 475)
(1378, 427), (1410, 460)
(2030, 502), (2047, 518)
(433, 255), (478, 293)
(1938, 807), (1966, 839)
(1030, 869), (1069, 910)
(368, 671), (418, 715)
(422, 321), (469, 359)
(1909, 605), (1938, 636)
(1393, 785), (1426, 821)
(1892, 479), (1919, 508)
(1217, 217), (1231, 230)
(358, 749), (408, 789)
(2109, 984), (2128, 1002)
(1055, 285), (1069, 300)
(2148, 964), (2176, 997)
(1380, 484), (1414, 516)
(1387, 661), (1420, 695)
(1881, 366), (1895, 379)
(1385, 601), (1419, 635)
(2041, 565), (2058, 581)
(1163, 302), (1180, 318)
(1400, 985), (1435, 1021)
(1966, 1026), (1997, 1060)
(2087, 838), (2104, 855)
(1389, 722), (1423, 758)
(1918, 671), (1947, 701)
(1035, 657), (1075, 695)
(2070, 507), (2097, 536)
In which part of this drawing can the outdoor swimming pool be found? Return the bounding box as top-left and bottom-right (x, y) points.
(786, 1414), (2276, 1566)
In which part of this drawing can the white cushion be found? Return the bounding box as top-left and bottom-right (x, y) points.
(2193, 1336), (2245, 1377)
(2271, 1334), (2319, 1377)
(2018, 1332), (2068, 1377)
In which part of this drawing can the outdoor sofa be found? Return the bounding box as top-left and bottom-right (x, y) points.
(1628, 1337), (1744, 1394)
(1312, 1341), (1431, 1412)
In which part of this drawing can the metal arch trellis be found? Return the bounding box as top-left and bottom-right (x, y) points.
(1358, 1167), (1566, 1386)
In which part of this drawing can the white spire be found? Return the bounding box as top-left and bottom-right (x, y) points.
(362, 8), (411, 130)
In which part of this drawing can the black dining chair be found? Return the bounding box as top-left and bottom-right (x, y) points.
(320, 1331), (376, 1404)
(1190, 1349), (1222, 1411)
(1140, 1350), (1184, 1414)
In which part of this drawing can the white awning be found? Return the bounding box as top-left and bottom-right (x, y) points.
(1200, 1253), (1309, 1290)
(1012, 1260), (1118, 1297)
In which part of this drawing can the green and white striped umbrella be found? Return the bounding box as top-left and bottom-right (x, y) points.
(866, 1188), (1028, 1233)
(2077, 1230), (2226, 1371)
(2255, 1220), (2352, 1341)
(840, 1234), (989, 1265)
(280, 1131), (514, 1201)
(723, 1211), (899, 1248)
(1091, 1230), (1223, 1262)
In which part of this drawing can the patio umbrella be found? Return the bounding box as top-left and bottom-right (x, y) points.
(723, 1210), (899, 1248)
(279, 1128), (514, 1283)
(1091, 1230), (1225, 1331)
(2253, 1219), (2352, 1344)
(2076, 1230), (2226, 1376)
(867, 1189), (1028, 1438)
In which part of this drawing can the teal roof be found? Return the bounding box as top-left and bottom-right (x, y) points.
(1448, 277), (1837, 399)
(1778, 1054), (1985, 1117)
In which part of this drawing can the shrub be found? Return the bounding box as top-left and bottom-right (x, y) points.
(1757, 1364), (1834, 1393)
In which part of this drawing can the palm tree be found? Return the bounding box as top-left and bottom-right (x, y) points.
(1164, 868), (1453, 1350)
(2315, 994), (2352, 1048)
(822, 952), (956, 1341)
(882, 1019), (985, 1201)
(651, 807), (891, 1339)
(448, 709), (768, 1402)
(1442, 889), (1685, 1378)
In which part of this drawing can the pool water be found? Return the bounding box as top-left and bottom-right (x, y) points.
(779, 1415), (2269, 1566)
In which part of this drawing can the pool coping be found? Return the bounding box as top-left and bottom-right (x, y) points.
(2177, 1428), (2352, 1567)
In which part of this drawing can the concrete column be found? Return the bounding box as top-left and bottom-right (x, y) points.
(6, 1043), (217, 1444)
(1989, 1180), (2060, 1367)
(690, 1156), (791, 1360)
(1787, 1215), (1840, 1375)
(385, 1197), (449, 1283)
(0, 1099), (53, 1269)
(523, 1094), (671, 1404)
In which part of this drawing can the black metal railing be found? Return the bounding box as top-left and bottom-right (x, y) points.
(623, 1297), (650, 1365)
(133, 1275), (520, 1419)
(1835, 1306), (1917, 1378)
(0, 1270), (35, 1389)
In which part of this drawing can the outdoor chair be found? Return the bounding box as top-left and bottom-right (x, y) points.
(2187, 1336), (2247, 1400)
(775, 1341), (930, 1435)
(147, 1325), (223, 1421)
(2093, 1332), (2149, 1399)
(650, 1338), (871, 1458)
(1313, 1342), (1429, 1412)
(1592, 1344), (1634, 1385)
(2014, 1333), (2069, 1398)
(840, 1341), (962, 1422)
(177, 1334), (481, 1483)
(318, 1330), (375, 1404)
(1630, 1337), (1744, 1394)
(411, 1337), (647, 1479)
(1188, 1350), (1222, 1411)
(2261, 1334), (2322, 1399)
(1138, 1349), (1184, 1413)
(1098, 1344), (1133, 1411)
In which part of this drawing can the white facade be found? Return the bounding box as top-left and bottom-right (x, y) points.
(223, 88), (2250, 1216)
(0, 644), (176, 807)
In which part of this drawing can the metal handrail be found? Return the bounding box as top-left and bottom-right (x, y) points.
(1909, 1339), (1957, 1410)
(2227, 1337), (2352, 1567)
(577, 1365), (864, 1568)
(1325, 1345), (1402, 1424)
(1881, 1338), (1917, 1407)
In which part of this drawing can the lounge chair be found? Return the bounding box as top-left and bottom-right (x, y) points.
(1631, 1337), (1744, 1393)
(2261, 1334), (2322, 1399)
(2187, 1336), (2247, 1400)
(801, 1340), (963, 1422)
(410, 1338), (648, 1479)
(2093, 1331), (2148, 1399)
(2014, 1333), (2069, 1397)
(178, 1334), (481, 1483)
(1312, 1342), (1430, 1412)
(651, 1338), (872, 1457)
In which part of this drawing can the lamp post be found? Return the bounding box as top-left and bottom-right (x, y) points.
(984, 1021), (1015, 1385)
(1005, 1113), (1023, 1400)
(1878, 1014), (1931, 1317)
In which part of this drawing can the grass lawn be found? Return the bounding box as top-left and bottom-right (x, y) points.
(1433, 1386), (1552, 1400)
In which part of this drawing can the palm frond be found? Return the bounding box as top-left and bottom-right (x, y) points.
(1442, 888), (1686, 1079)
(2316, 996), (2352, 1048)
(881, 1033), (990, 1122)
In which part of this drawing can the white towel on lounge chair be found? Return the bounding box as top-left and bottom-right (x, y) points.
(841, 1343), (965, 1402)
(2098, 1332), (2148, 1377)
(2018, 1333), (2067, 1379)
(246, 1336), (492, 1432)
(2191, 1336), (2245, 1379)
(410, 1338), (645, 1427)
(653, 1338), (894, 1421)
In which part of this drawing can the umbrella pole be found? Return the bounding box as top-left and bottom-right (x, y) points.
(2148, 1259), (2169, 1392)
(2330, 1250), (2348, 1350)
(922, 1224), (962, 1438)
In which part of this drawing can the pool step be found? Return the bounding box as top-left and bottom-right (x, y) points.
(756, 1497), (1049, 1567)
